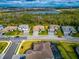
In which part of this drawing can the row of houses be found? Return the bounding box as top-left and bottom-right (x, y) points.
(0, 25), (45, 32)
(0, 25), (79, 36)
(0, 25), (29, 35)
(62, 26), (79, 37)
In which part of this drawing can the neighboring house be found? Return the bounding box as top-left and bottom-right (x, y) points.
(33, 25), (45, 36)
(33, 25), (45, 31)
(78, 27), (79, 32)
(0, 25), (4, 35)
(62, 26), (77, 36)
(0, 25), (4, 30)
(18, 25), (29, 35)
(2, 26), (17, 32)
(48, 25), (60, 35)
(49, 25), (60, 32)
(76, 47), (79, 55)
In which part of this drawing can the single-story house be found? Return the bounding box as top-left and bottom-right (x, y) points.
(49, 25), (60, 32)
(18, 25), (29, 34)
(18, 25), (29, 31)
(76, 47), (79, 55)
(2, 26), (17, 32)
(33, 25), (45, 36)
(0, 25), (4, 30)
(78, 27), (79, 32)
(33, 25), (45, 31)
(62, 26), (77, 36)
(0, 25), (4, 35)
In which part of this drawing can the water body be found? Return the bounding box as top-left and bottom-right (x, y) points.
(25, 11), (60, 14)
(0, 0), (79, 8)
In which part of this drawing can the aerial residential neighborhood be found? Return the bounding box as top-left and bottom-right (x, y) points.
(0, 25), (79, 38)
(0, 0), (79, 59)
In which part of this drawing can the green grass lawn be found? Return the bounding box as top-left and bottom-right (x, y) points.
(59, 41), (78, 59)
(0, 42), (8, 54)
(3, 30), (23, 36)
(72, 33), (79, 37)
(57, 45), (70, 59)
(29, 26), (33, 35)
(39, 30), (48, 35)
(55, 29), (63, 37)
(18, 40), (42, 54)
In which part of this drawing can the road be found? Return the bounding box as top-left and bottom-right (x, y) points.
(0, 35), (79, 42)
(0, 35), (78, 59)
(3, 42), (19, 59)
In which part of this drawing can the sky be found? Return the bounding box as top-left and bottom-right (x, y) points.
(0, 0), (79, 4)
(0, 0), (79, 8)
(0, 0), (79, 2)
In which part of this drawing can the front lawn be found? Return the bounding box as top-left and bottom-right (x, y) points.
(39, 30), (48, 35)
(3, 30), (23, 36)
(55, 29), (63, 37)
(29, 26), (33, 35)
(0, 42), (8, 54)
(18, 40), (41, 54)
(72, 33), (79, 37)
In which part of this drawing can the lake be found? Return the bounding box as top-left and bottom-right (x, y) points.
(25, 11), (60, 14)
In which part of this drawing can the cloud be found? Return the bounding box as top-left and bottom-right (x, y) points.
(0, 0), (79, 8)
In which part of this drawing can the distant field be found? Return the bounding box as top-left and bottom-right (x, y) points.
(0, 9), (79, 26)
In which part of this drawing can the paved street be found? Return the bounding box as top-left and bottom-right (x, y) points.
(0, 35), (79, 42)
(3, 42), (19, 59)
(0, 35), (78, 59)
